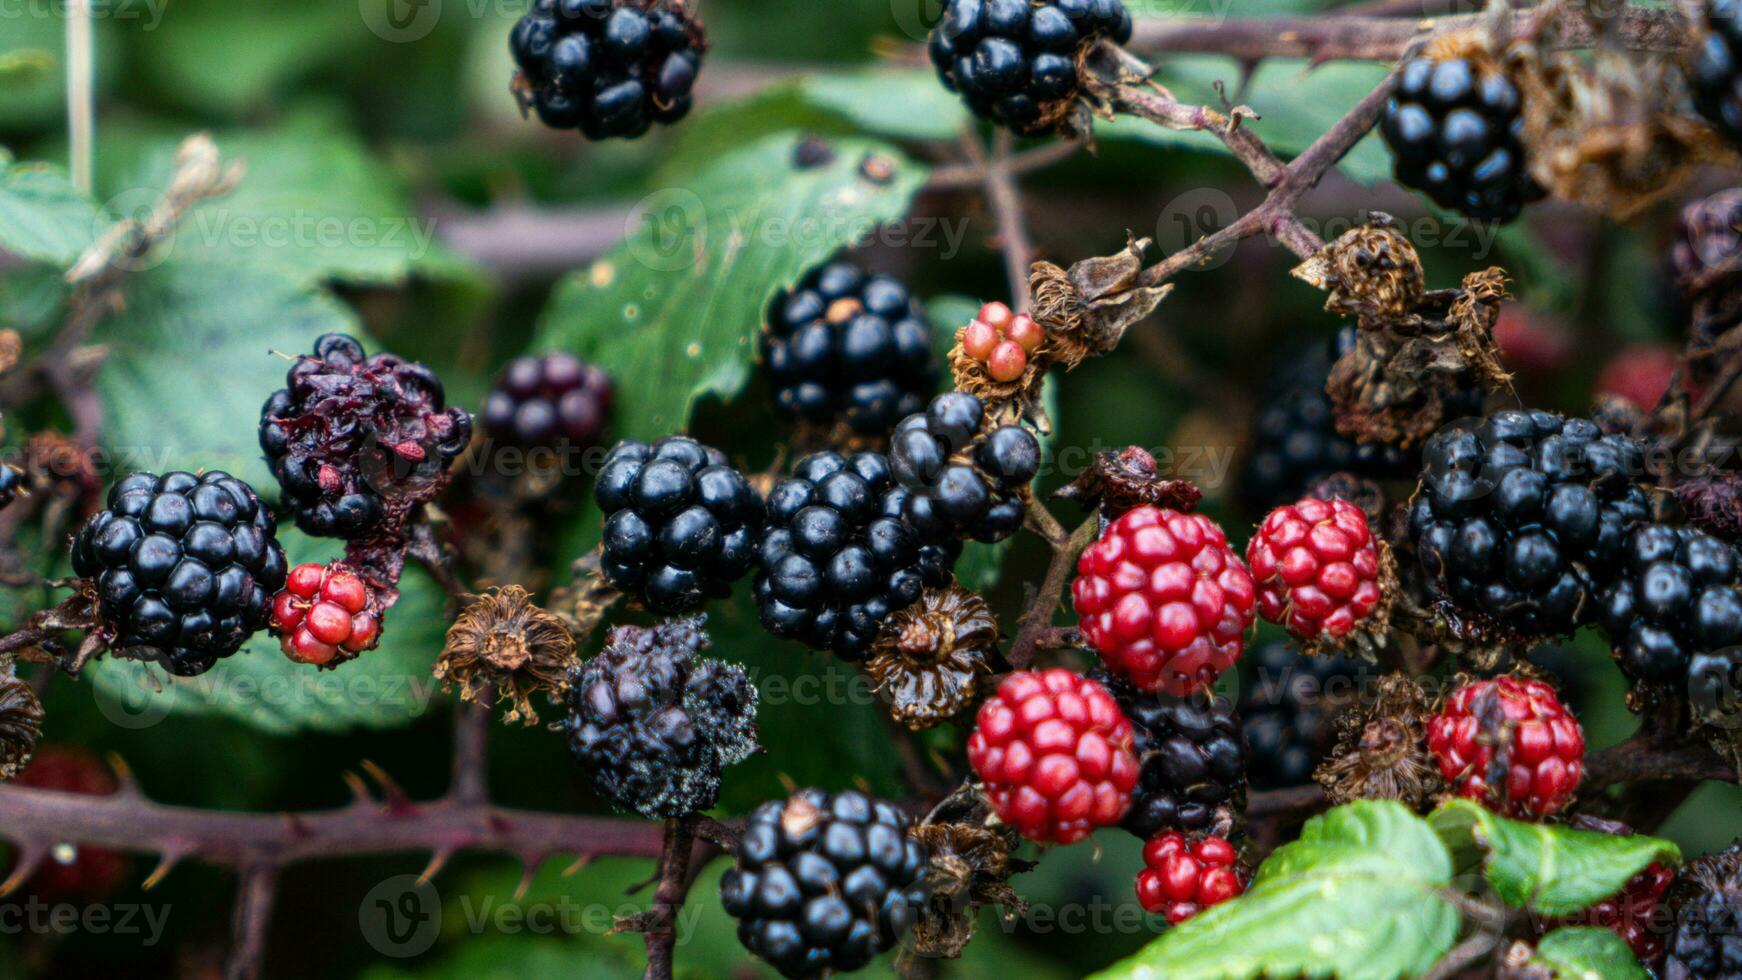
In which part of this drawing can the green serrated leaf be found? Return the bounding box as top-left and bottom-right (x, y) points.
(534, 132), (928, 441)
(1092, 801), (1459, 980)
(1430, 799), (1681, 917)
(0, 160), (100, 265)
(91, 261), (355, 492)
(1528, 927), (1649, 979)
(86, 530), (448, 735)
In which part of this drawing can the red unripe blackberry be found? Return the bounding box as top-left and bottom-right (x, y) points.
(481, 352), (613, 451)
(1427, 676), (1584, 820)
(1072, 505), (1257, 696)
(1246, 497), (1386, 648)
(11, 748), (126, 901)
(1595, 344), (1680, 413)
(1545, 860), (1675, 961)
(269, 562), (381, 668)
(959, 300), (1040, 383)
(1135, 831), (1248, 925)
(966, 668), (1140, 844)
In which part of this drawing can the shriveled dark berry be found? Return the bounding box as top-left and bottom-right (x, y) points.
(1380, 55), (1541, 221)
(510, 0), (706, 140)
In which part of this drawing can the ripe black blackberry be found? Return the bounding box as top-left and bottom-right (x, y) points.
(1239, 328), (1413, 515)
(889, 392), (1038, 545)
(1094, 669), (1248, 839)
(481, 352), (613, 451)
(1239, 641), (1370, 791)
(1410, 410), (1652, 637)
(755, 452), (960, 660)
(71, 471), (288, 677)
(929, 0), (1133, 136)
(1693, 0), (1742, 145)
(1379, 53), (1541, 221)
(595, 436), (763, 613)
(563, 616), (757, 817)
(260, 333), (472, 539)
(509, 0), (704, 140)
(761, 261), (938, 438)
(1667, 842), (1742, 979)
(1597, 523), (1742, 720)
(720, 788), (929, 979)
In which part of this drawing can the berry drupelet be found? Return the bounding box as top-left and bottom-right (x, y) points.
(260, 333), (472, 539)
(1427, 675), (1584, 820)
(1239, 641), (1369, 791)
(563, 616), (757, 818)
(755, 451), (959, 659)
(596, 436), (763, 613)
(1072, 505), (1257, 696)
(762, 261), (938, 438)
(966, 668), (1140, 844)
(1380, 53), (1540, 221)
(1098, 669), (1248, 839)
(929, 0), (1134, 136)
(268, 562), (381, 668)
(1410, 410), (1652, 638)
(1135, 832), (1248, 925)
(72, 471), (288, 677)
(890, 392), (1039, 545)
(481, 352), (613, 451)
(510, 0), (705, 140)
(721, 788), (929, 979)
(1692, 0), (1742, 145)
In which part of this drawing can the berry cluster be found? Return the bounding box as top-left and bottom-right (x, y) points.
(960, 301), (1043, 383)
(1247, 497), (1387, 648)
(1410, 410), (1652, 638)
(967, 669), (1140, 844)
(890, 393), (1038, 544)
(761, 261), (938, 438)
(1667, 843), (1742, 979)
(929, 0), (1134, 135)
(1135, 832), (1247, 925)
(755, 452), (958, 659)
(269, 562), (381, 668)
(1099, 670), (1248, 840)
(510, 0), (705, 140)
(596, 436), (763, 613)
(481, 352), (613, 451)
(1427, 675), (1584, 819)
(1072, 505), (1257, 695)
(1239, 642), (1369, 790)
(260, 333), (472, 539)
(720, 789), (929, 978)
(1379, 54), (1540, 221)
(72, 471), (287, 677)
(563, 616), (757, 817)
(1692, 0), (1742, 146)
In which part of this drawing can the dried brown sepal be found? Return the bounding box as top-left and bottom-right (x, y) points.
(1054, 446), (1201, 518)
(1292, 215), (1426, 322)
(0, 671), (42, 781)
(1031, 234), (1172, 371)
(436, 586), (576, 725)
(907, 820), (1029, 959)
(1314, 672), (1443, 809)
(867, 585), (999, 730)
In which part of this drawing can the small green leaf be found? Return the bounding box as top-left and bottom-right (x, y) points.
(535, 131), (928, 441)
(1529, 927), (1649, 980)
(1091, 801), (1460, 980)
(85, 531), (449, 735)
(1430, 799), (1681, 917)
(0, 160), (100, 265)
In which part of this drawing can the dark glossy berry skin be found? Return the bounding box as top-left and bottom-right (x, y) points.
(596, 436), (763, 613)
(259, 332), (472, 539)
(0, 465), (20, 511)
(563, 616), (757, 817)
(481, 352), (613, 450)
(1666, 843), (1742, 979)
(889, 392), (1035, 545)
(761, 261), (938, 437)
(720, 788), (929, 979)
(1239, 641), (1370, 790)
(1597, 523), (1742, 720)
(928, 0), (1133, 135)
(1239, 328), (1416, 515)
(754, 451), (959, 659)
(510, 0), (705, 140)
(1096, 670), (1249, 840)
(1410, 410), (1652, 637)
(1693, 0), (1742, 145)
(1379, 55), (1541, 221)
(72, 471), (287, 677)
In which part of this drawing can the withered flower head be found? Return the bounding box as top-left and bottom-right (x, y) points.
(1030, 235), (1172, 369)
(1314, 672), (1442, 809)
(867, 585), (998, 730)
(436, 586), (575, 725)
(909, 821), (1029, 960)
(1676, 472), (1742, 546)
(1308, 472), (1388, 528)
(1055, 446), (1201, 518)
(0, 673), (41, 781)
(1292, 216), (1425, 322)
